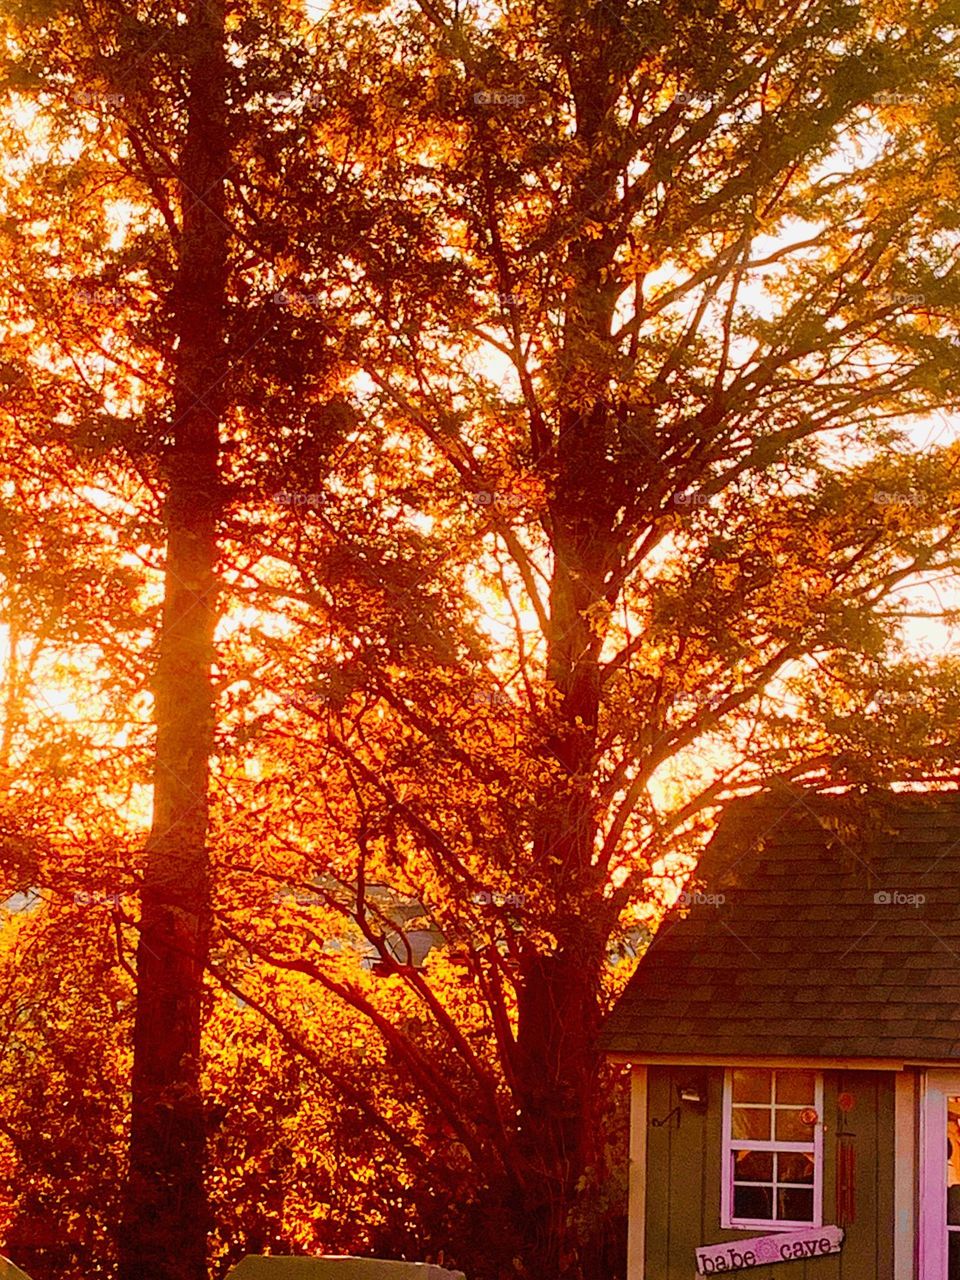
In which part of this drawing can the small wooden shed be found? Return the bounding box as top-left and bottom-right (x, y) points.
(600, 786), (960, 1280)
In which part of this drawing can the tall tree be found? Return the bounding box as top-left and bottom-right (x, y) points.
(215, 1), (960, 1277)
(119, 0), (228, 1275)
(0, 0), (395, 1273)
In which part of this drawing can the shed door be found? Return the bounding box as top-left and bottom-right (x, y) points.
(921, 1072), (960, 1280)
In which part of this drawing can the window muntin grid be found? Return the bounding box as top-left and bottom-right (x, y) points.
(722, 1068), (823, 1230)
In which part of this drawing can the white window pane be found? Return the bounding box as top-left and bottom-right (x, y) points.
(777, 1151), (815, 1185)
(733, 1107), (771, 1141)
(733, 1150), (773, 1182)
(778, 1186), (814, 1221)
(732, 1068), (772, 1103)
(734, 1184), (774, 1219)
(775, 1070), (816, 1104)
(776, 1109), (816, 1142)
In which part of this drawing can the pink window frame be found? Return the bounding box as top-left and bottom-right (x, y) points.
(721, 1068), (824, 1231)
(919, 1069), (960, 1280)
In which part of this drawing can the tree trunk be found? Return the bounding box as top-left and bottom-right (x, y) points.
(510, 170), (623, 1272)
(511, 512), (616, 1279)
(513, 930), (608, 1280)
(119, 3), (228, 1277)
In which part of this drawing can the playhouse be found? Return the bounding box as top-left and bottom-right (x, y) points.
(601, 786), (960, 1279)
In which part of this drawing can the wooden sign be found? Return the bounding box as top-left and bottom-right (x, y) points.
(695, 1226), (844, 1273)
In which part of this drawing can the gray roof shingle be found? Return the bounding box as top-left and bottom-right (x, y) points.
(600, 785), (960, 1060)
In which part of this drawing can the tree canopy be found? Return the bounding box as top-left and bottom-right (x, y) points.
(0, 0), (958, 1277)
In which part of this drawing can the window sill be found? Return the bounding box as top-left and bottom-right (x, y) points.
(722, 1221), (823, 1233)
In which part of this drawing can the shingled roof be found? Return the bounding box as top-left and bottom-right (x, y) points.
(600, 786), (960, 1061)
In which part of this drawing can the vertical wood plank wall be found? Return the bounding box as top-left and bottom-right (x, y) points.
(643, 1067), (898, 1280)
(628, 1067), (648, 1280)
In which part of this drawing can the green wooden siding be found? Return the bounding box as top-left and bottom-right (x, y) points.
(644, 1068), (896, 1280)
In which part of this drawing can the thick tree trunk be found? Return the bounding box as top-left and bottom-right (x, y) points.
(510, 176), (623, 1272)
(119, 4), (228, 1278)
(513, 932), (608, 1280)
(510, 516), (616, 1280)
